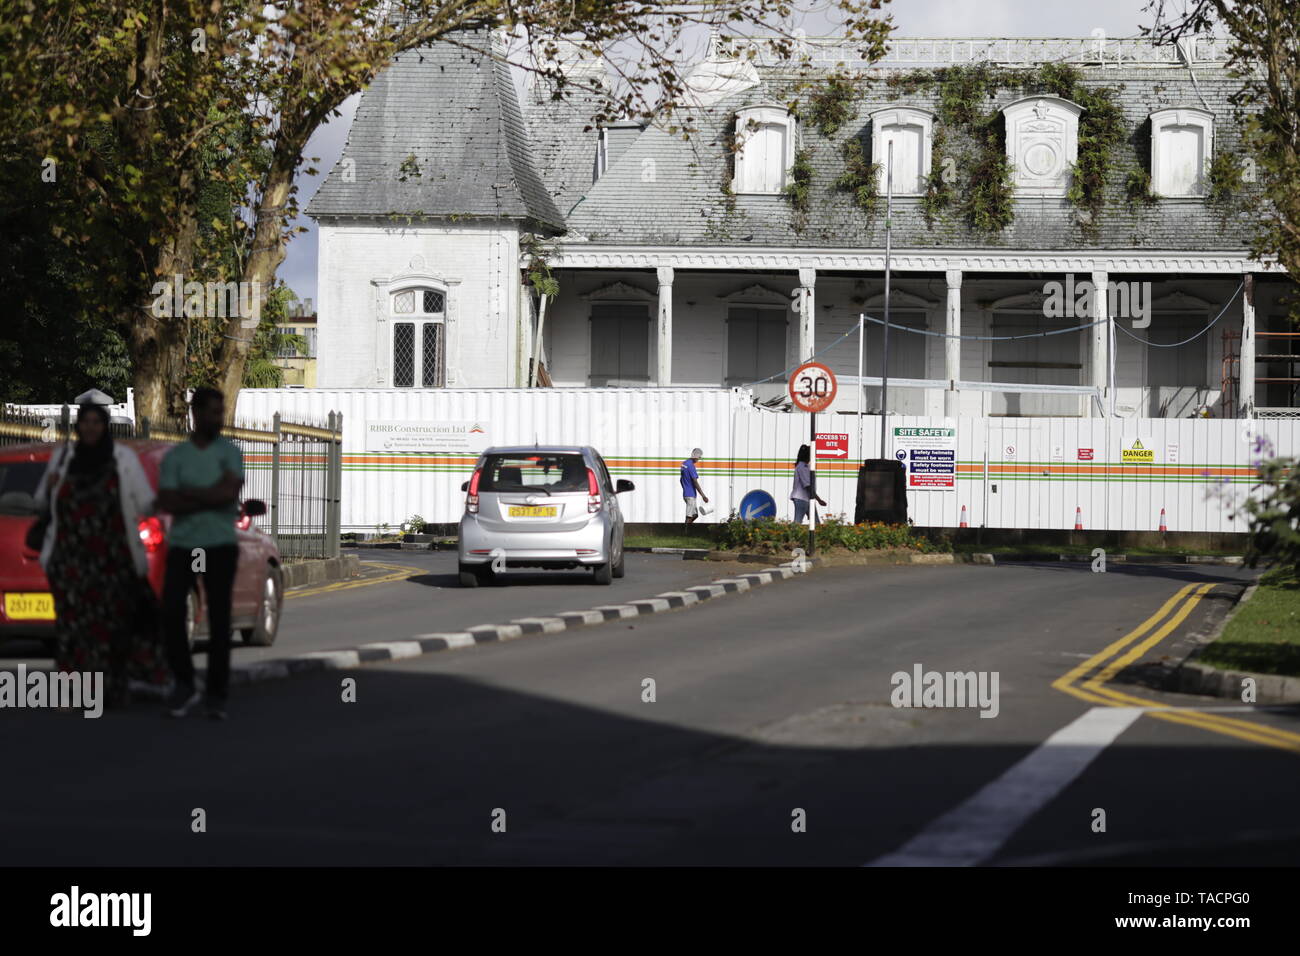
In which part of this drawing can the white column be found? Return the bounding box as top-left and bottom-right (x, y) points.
(656, 266), (673, 386)
(945, 269), (962, 417)
(798, 266), (816, 361)
(1241, 273), (1256, 417)
(1091, 269), (1110, 417)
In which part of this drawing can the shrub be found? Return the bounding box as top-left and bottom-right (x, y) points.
(716, 513), (949, 554)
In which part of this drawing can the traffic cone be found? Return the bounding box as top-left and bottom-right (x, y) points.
(1159, 508), (1167, 533)
(959, 505), (968, 528)
(1074, 506), (1083, 530)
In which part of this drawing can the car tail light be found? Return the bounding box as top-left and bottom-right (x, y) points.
(467, 468), (483, 514)
(138, 516), (164, 553)
(587, 468), (601, 513)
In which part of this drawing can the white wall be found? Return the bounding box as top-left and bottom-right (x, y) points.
(236, 386), (1298, 533)
(316, 219), (523, 389)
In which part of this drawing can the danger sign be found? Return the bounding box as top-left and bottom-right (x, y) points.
(1078, 448), (1094, 461)
(1122, 439), (1155, 464)
(788, 362), (838, 413)
(815, 433), (850, 458)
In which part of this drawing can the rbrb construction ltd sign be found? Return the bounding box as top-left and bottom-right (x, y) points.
(893, 427), (957, 490)
(365, 420), (490, 453)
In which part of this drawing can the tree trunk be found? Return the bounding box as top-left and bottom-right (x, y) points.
(216, 150), (297, 409)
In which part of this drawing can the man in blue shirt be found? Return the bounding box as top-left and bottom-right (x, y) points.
(680, 448), (708, 527)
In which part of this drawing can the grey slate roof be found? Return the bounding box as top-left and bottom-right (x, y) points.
(308, 29), (564, 232)
(555, 61), (1264, 252)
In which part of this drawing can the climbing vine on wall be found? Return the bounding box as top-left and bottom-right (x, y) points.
(834, 138), (881, 217)
(784, 147), (814, 230)
(804, 70), (861, 137)
(876, 62), (1127, 235)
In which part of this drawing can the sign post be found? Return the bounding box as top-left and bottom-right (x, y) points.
(789, 361), (838, 556)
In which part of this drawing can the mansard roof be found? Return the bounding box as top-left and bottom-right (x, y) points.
(524, 35), (1261, 252)
(308, 28), (564, 232)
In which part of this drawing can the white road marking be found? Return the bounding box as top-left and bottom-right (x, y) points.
(867, 706), (1144, 867)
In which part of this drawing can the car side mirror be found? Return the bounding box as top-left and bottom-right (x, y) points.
(616, 479), (635, 494)
(242, 499), (267, 517)
(461, 481), (469, 492)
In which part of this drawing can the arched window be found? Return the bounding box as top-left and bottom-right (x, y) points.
(390, 286), (446, 387)
(870, 107), (933, 196)
(1150, 108), (1213, 197)
(1002, 96), (1083, 197)
(732, 105), (797, 194)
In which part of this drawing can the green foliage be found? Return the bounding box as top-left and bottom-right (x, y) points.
(1208, 151), (1245, 204)
(963, 113), (1015, 233)
(239, 285), (305, 389)
(805, 71), (860, 137)
(1065, 84), (1126, 229)
(834, 138), (881, 216)
(404, 514), (428, 534)
(1243, 453), (1300, 576)
(921, 125), (953, 226)
(1125, 168), (1157, 208)
(716, 514), (948, 553)
(784, 147), (814, 224)
(397, 153), (422, 182)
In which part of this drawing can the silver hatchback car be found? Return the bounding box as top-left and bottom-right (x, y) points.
(457, 446), (635, 587)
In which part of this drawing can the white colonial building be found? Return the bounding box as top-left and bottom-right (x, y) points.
(308, 31), (1298, 420)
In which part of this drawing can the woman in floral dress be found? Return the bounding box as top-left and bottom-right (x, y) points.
(35, 402), (166, 706)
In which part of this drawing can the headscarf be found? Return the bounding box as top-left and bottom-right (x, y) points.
(68, 403), (115, 475)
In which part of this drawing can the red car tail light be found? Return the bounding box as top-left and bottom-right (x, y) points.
(467, 468), (483, 514)
(138, 516), (165, 553)
(587, 468), (601, 513)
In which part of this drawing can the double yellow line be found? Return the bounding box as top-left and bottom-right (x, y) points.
(1053, 582), (1300, 754)
(286, 561), (421, 601)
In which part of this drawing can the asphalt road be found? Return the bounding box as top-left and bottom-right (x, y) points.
(3, 555), (1298, 866)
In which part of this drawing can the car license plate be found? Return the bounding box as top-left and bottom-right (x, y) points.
(508, 505), (556, 518)
(4, 592), (55, 620)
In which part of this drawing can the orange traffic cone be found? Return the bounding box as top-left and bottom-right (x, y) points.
(1074, 506), (1083, 530)
(959, 505), (968, 528)
(1159, 507), (1167, 533)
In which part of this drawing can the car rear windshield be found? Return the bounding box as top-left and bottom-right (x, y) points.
(478, 453), (588, 493)
(0, 461), (46, 514)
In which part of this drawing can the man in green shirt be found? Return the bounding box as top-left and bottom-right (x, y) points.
(157, 387), (244, 720)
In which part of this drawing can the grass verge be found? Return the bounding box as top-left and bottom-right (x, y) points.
(1199, 568), (1300, 677)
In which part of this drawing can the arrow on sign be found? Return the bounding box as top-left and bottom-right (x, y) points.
(741, 502), (768, 520)
(817, 447), (848, 458)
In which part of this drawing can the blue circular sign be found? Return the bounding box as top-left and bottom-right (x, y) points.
(895, 449), (908, 461)
(738, 489), (777, 521)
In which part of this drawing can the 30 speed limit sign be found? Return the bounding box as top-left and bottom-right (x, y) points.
(788, 361), (838, 413)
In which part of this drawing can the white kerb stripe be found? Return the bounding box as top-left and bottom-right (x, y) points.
(867, 706), (1144, 867)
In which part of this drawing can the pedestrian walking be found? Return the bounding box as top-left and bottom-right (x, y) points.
(790, 444), (827, 525)
(157, 387), (244, 720)
(33, 391), (165, 708)
(680, 447), (708, 528)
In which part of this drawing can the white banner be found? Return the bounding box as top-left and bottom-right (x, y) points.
(364, 419), (490, 453)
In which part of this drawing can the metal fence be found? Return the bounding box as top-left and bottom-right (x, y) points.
(0, 402), (342, 560)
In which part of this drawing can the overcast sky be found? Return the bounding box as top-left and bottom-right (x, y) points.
(280, 0), (1163, 304)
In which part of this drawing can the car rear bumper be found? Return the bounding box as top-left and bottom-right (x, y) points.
(458, 515), (609, 567)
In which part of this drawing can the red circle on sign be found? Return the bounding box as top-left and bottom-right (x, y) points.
(788, 362), (838, 413)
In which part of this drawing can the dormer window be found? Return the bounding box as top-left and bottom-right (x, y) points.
(1150, 108), (1213, 197)
(869, 107), (933, 196)
(732, 105), (797, 194)
(1002, 96), (1082, 197)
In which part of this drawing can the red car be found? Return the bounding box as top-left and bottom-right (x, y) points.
(0, 440), (284, 650)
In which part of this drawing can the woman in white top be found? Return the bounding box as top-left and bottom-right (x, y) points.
(34, 402), (163, 707)
(789, 444), (827, 525)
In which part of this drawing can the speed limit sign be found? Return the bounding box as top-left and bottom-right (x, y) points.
(788, 361), (838, 413)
